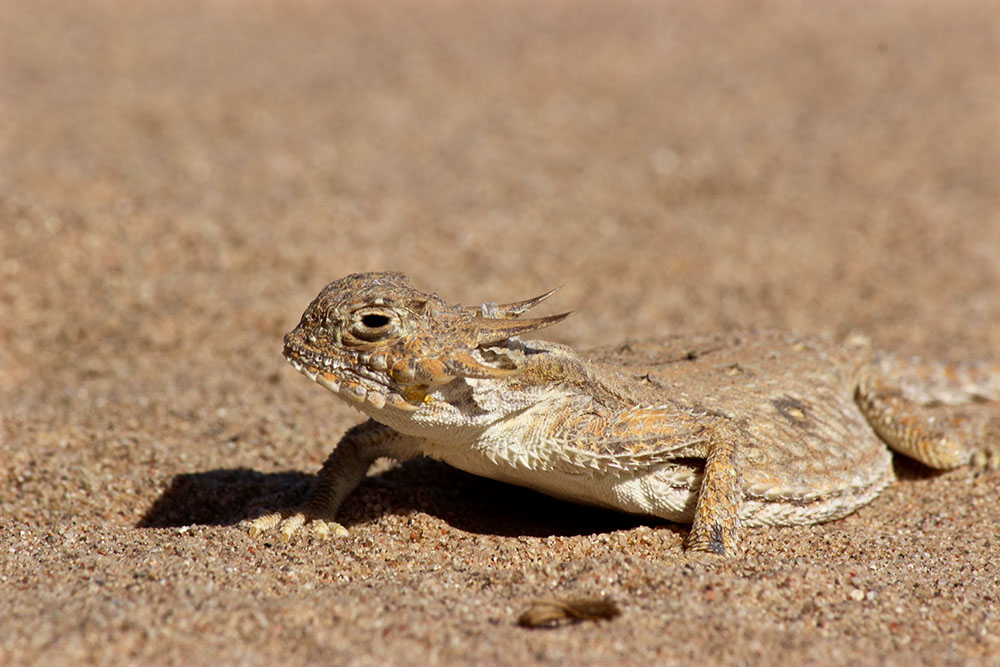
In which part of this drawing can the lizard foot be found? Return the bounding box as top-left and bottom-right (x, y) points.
(245, 509), (349, 540)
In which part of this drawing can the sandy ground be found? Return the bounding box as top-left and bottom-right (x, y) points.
(3, 1), (1000, 665)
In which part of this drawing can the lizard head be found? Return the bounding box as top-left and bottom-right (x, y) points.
(282, 272), (569, 413)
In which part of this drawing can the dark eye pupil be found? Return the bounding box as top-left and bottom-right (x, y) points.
(361, 314), (390, 328)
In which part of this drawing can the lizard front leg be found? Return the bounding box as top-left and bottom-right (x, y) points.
(248, 419), (423, 540)
(685, 422), (743, 556)
(552, 403), (744, 555)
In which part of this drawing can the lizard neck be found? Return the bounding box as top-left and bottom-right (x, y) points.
(355, 341), (581, 438)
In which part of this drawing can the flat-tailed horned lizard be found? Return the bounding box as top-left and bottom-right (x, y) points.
(249, 272), (999, 556)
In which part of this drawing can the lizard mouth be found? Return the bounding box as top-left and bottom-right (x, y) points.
(283, 343), (417, 412)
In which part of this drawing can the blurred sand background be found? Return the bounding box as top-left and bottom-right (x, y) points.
(2, 1), (1000, 664)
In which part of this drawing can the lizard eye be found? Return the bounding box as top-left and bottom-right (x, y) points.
(347, 308), (399, 342)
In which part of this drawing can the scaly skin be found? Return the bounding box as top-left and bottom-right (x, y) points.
(248, 272), (1000, 556)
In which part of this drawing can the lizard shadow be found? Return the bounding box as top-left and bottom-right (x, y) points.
(891, 454), (952, 482)
(138, 468), (313, 528)
(138, 458), (663, 539)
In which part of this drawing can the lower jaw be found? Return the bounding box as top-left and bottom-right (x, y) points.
(313, 369), (398, 410)
(288, 359), (410, 412)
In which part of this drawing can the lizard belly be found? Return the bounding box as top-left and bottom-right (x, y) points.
(423, 438), (701, 524)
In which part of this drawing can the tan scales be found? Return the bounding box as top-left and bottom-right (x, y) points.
(249, 272), (1000, 556)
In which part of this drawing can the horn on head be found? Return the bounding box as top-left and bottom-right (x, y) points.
(474, 311), (572, 345)
(465, 286), (562, 319)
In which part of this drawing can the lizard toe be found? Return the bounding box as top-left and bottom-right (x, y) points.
(311, 520), (349, 539)
(246, 509), (349, 541)
(246, 511), (283, 538)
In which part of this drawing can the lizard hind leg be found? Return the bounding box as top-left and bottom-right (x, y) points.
(856, 362), (1000, 470)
